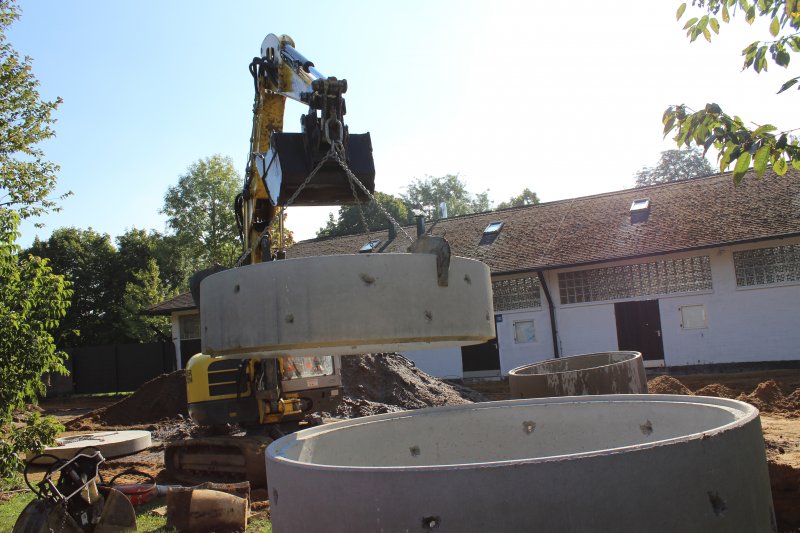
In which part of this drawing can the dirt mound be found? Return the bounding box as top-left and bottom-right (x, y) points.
(693, 383), (738, 398)
(647, 375), (692, 395)
(67, 371), (188, 429)
(736, 380), (800, 415)
(67, 354), (482, 428)
(336, 353), (482, 417)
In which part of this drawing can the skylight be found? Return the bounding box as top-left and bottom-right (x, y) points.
(483, 221), (504, 235)
(630, 199), (650, 213)
(359, 239), (381, 253)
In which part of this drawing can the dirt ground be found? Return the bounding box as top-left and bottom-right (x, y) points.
(23, 364), (800, 530)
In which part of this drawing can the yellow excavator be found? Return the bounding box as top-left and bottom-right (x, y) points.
(164, 34), (377, 488)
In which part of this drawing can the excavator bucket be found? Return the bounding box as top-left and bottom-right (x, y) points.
(257, 132), (375, 206)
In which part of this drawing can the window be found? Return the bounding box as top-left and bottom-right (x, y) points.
(179, 314), (200, 340)
(492, 276), (542, 311)
(483, 221), (504, 234)
(513, 320), (536, 343)
(680, 305), (707, 329)
(733, 244), (800, 287)
(630, 198), (650, 212)
(558, 256), (712, 305)
(359, 239), (381, 253)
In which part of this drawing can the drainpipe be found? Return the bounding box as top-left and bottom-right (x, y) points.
(387, 217), (396, 240)
(537, 270), (560, 358)
(416, 215), (425, 237)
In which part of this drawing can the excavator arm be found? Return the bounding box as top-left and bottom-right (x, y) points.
(238, 33), (376, 264)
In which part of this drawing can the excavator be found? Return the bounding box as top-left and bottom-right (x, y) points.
(164, 34), (378, 488)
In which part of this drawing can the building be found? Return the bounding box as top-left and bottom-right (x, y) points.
(147, 168), (800, 379)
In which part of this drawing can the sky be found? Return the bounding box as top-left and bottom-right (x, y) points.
(9, 0), (796, 246)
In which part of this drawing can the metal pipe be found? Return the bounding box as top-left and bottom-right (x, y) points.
(537, 271), (560, 358)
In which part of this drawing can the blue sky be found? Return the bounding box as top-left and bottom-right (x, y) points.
(10, 0), (794, 245)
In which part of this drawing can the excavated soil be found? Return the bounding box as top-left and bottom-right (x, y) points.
(66, 371), (189, 430)
(65, 354), (483, 429)
(646, 375), (692, 395)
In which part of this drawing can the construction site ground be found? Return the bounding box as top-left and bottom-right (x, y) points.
(2, 360), (799, 531)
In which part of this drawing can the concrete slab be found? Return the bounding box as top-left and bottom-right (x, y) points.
(200, 254), (495, 358)
(33, 430), (152, 460)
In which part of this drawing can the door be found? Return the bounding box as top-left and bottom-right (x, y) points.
(614, 300), (664, 365)
(461, 338), (501, 378)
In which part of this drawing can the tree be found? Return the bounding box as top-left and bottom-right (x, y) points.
(665, 0), (800, 183)
(161, 155), (241, 271)
(28, 228), (124, 347)
(497, 188), (541, 209)
(634, 148), (715, 187)
(0, 0), (69, 478)
(116, 228), (188, 292)
(317, 192), (411, 238)
(401, 174), (492, 220)
(0, 1), (67, 220)
(121, 258), (171, 342)
(0, 211), (69, 477)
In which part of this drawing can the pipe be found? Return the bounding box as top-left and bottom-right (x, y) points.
(416, 215), (425, 237)
(537, 271), (560, 358)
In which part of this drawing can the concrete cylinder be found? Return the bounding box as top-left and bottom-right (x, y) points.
(200, 254), (495, 358)
(267, 395), (774, 533)
(508, 351), (647, 399)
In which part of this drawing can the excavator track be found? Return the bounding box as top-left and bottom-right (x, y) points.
(164, 435), (272, 488)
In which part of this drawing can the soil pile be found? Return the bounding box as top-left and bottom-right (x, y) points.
(694, 383), (738, 398)
(67, 354), (483, 426)
(736, 380), (800, 416)
(647, 375), (692, 395)
(67, 371), (188, 429)
(336, 353), (483, 418)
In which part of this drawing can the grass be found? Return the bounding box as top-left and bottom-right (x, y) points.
(0, 491), (271, 533)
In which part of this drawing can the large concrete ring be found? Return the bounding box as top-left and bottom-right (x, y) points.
(200, 254), (495, 358)
(267, 395), (774, 532)
(33, 431), (152, 460)
(509, 351), (648, 398)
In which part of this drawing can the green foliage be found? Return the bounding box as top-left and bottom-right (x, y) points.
(27, 227), (121, 346)
(402, 174), (491, 221)
(161, 155), (241, 271)
(670, 0), (800, 181)
(634, 148), (715, 187)
(0, 0), (69, 221)
(0, 210), (70, 478)
(496, 188), (540, 209)
(317, 192), (410, 238)
(121, 258), (172, 342)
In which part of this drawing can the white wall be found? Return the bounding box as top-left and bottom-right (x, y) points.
(552, 239), (800, 367)
(494, 307), (554, 374)
(402, 347), (463, 379)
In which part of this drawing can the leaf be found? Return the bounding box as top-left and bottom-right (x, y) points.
(753, 144), (770, 176)
(746, 5), (756, 23)
(683, 16), (699, 30)
(703, 28), (712, 42)
(787, 0), (799, 17)
(769, 16), (780, 37)
(775, 50), (791, 67)
(753, 124), (777, 135)
(792, 159), (800, 171)
(722, 2), (731, 22)
(774, 158), (788, 175)
(732, 152), (751, 184)
(777, 134), (788, 149)
(710, 17), (720, 34)
(677, 2), (687, 20)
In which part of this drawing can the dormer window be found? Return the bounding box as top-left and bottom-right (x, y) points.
(630, 198), (650, 223)
(483, 221), (504, 235)
(630, 199), (650, 213)
(359, 239), (381, 253)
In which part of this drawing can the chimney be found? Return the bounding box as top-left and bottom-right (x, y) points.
(416, 214), (426, 237)
(439, 202), (448, 219)
(387, 218), (396, 239)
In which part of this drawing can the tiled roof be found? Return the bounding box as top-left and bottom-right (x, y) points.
(287, 168), (800, 274)
(144, 291), (196, 316)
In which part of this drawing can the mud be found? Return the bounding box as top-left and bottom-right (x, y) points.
(693, 383), (738, 398)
